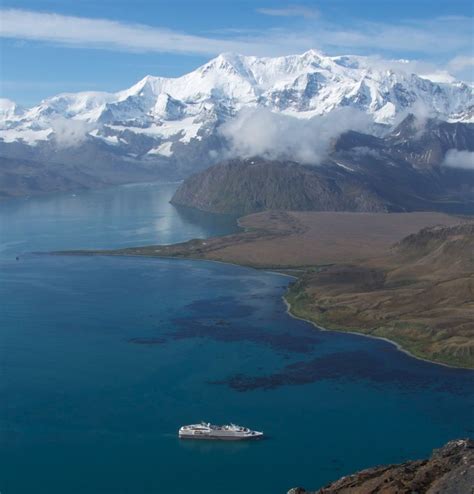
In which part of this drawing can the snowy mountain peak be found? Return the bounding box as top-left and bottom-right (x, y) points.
(302, 48), (324, 57)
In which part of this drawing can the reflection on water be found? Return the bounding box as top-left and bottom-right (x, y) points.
(0, 181), (239, 258)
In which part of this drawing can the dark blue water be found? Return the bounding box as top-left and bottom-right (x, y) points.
(1, 183), (473, 494)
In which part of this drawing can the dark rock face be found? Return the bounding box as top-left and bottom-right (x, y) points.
(289, 439), (474, 494)
(171, 117), (474, 215)
(171, 158), (388, 215)
(386, 115), (474, 167)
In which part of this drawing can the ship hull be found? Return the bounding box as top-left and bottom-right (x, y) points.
(178, 433), (263, 441)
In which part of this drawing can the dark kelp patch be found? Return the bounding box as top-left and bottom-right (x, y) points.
(211, 350), (470, 394)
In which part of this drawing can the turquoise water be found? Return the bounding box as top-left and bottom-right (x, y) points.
(1, 183), (473, 494)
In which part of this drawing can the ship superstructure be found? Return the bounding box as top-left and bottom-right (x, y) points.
(178, 422), (263, 440)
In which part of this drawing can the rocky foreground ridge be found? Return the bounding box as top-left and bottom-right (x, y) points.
(288, 439), (474, 494)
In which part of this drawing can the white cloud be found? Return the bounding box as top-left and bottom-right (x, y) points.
(0, 9), (472, 83)
(257, 5), (320, 18)
(49, 117), (94, 148)
(0, 9), (255, 55)
(418, 71), (456, 84)
(442, 149), (474, 170)
(408, 101), (436, 131)
(448, 55), (474, 72)
(351, 147), (381, 159)
(446, 55), (474, 83)
(282, 17), (473, 60)
(219, 107), (372, 164)
(0, 9), (472, 61)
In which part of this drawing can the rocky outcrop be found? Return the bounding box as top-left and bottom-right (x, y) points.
(288, 439), (474, 494)
(395, 223), (474, 263)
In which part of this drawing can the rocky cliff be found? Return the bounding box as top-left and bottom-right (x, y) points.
(288, 439), (474, 494)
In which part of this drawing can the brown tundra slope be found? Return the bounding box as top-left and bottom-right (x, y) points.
(286, 223), (474, 368)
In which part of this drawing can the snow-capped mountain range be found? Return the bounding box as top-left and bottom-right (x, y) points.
(1, 49), (473, 167)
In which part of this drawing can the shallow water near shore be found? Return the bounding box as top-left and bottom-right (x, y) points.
(1, 183), (473, 494)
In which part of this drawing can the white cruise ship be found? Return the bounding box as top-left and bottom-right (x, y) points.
(178, 422), (263, 440)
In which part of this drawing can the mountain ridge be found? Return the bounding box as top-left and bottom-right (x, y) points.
(1, 50), (472, 155)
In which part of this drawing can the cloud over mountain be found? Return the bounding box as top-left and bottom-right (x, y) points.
(220, 107), (372, 164)
(50, 117), (95, 148)
(443, 149), (474, 170)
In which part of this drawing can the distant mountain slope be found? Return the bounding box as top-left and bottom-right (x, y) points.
(1, 50), (472, 184)
(0, 155), (167, 200)
(171, 117), (474, 215)
(0, 156), (103, 199)
(171, 158), (388, 214)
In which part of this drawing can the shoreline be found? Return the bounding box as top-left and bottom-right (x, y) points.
(281, 296), (468, 371)
(48, 250), (318, 272)
(51, 249), (473, 371)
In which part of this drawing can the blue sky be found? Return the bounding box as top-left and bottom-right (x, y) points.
(1, 0), (473, 106)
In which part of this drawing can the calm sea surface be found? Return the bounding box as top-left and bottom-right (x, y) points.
(1, 183), (473, 494)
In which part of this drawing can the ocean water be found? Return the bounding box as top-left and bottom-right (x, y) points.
(1, 183), (473, 494)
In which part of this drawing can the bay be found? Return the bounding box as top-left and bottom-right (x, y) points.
(1, 183), (473, 494)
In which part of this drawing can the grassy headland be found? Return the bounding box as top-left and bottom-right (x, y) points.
(285, 222), (474, 368)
